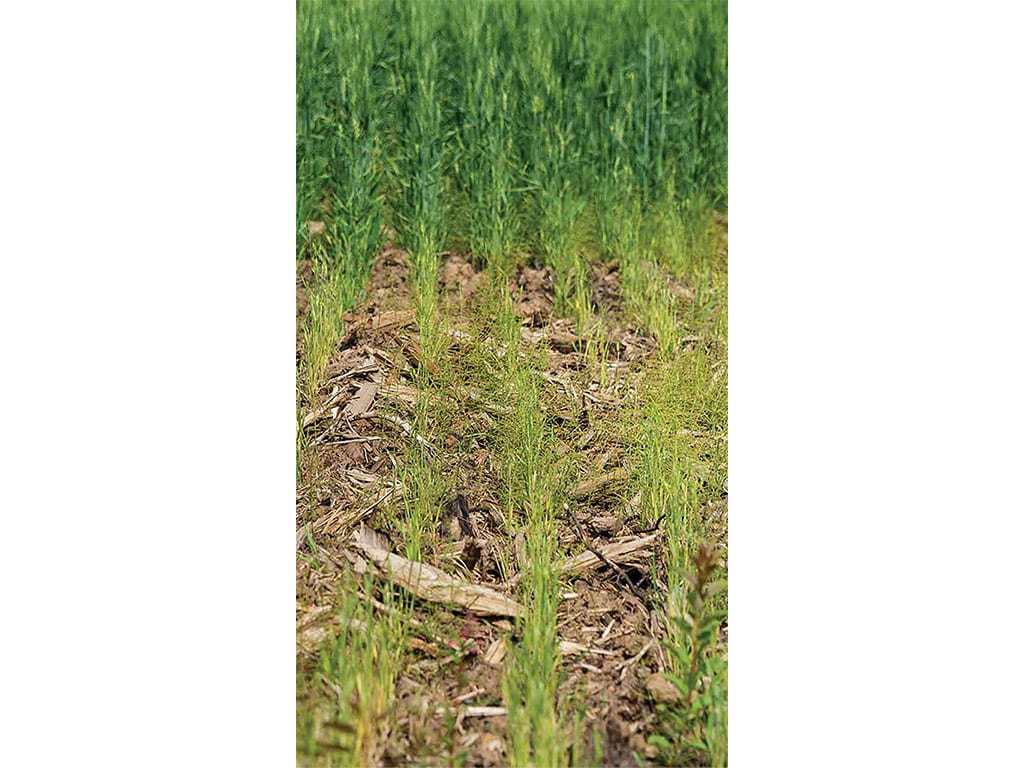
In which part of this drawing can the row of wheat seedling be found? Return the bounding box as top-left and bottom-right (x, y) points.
(297, 570), (407, 765)
(296, 0), (387, 412)
(296, 4), (407, 763)
(620, 225), (728, 765)
(489, 300), (567, 767)
(387, 0), (448, 354)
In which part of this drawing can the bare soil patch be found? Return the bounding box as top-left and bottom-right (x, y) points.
(439, 252), (485, 308)
(368, 241), (414, 312)
(511, 263), (555, 325)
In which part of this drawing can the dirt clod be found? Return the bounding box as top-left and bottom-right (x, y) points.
(646, 673), (684, 705)
(511, 264), (554, 325)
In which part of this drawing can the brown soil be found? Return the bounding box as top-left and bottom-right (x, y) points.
(511, 263), (555, 325)
(589, 259), (624, 317)
(368, 241), (414, 311)
(439, 252), (485, 309)
(296, 244), (726, 766)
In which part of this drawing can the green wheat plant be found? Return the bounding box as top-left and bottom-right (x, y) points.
(498, 364), (567, 768)
(298, 573), (408, 766)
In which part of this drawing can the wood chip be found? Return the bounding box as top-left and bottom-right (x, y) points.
(570, 468), (629, 499)
(378, 382), (421, 405)
(433, 705), (507, 718)
(325, 359), (379, 383)
(600, 619), (616, 642)
(345, 468), (381, 486)
(352, 526), (524, 618)
(371, 309), (416, 330)
(559, 640), (616, 657)
(559, 533), (660, 576)
(482, 638), (506, 666)
(453, 686), (486, 704)
(298, 481), (400, 541)
(403, 341), (440, 375)
(342, 381), (378, 417)
(505, 533), (659, 588)
(301, 387), (348, 427)
(462, 706), (507, 717)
